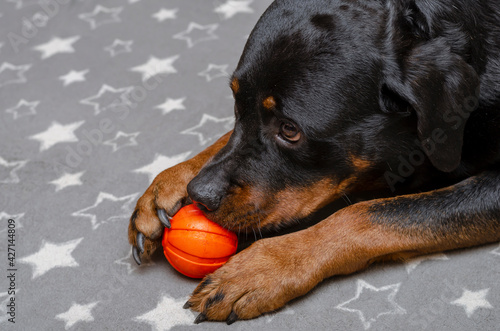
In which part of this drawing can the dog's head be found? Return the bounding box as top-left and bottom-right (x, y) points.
(187, 0), (480, 231)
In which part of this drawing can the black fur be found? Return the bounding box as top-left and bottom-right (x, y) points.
(188, 0), (500, 231)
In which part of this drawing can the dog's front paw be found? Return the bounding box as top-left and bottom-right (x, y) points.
(128, 162), (196, 265)
(184, 236), (319, 324)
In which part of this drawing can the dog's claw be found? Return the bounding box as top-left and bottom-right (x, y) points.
(226, 311), (238, 325)
(136, 232), (145, 254)
(132, 232), (145, 265)
(157, 209), (171, 228)
(183, 301), (192, 309)
(132, 246), (141, 265)
(194, 313), (208, 324)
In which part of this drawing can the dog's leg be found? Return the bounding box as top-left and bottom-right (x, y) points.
(186, 170), (500, 324)
(128, 131), (232, 264)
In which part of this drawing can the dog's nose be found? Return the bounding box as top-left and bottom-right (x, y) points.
(187, 175), (225, 211)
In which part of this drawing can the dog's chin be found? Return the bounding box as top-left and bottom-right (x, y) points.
(200, 180), (342, 233)
(202, 204), (276, 233)
(202, 199), (316, 235)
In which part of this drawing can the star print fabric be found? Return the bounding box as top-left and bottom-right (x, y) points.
(0, 1), (499, 330)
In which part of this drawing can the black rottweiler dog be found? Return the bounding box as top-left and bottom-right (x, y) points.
(129, 0), (500, 324)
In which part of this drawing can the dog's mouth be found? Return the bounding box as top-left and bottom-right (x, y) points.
(198, 177), (352, 234)
(195, 193), (279, 234)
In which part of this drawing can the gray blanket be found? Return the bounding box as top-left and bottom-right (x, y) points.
(1, 0), (499, 330)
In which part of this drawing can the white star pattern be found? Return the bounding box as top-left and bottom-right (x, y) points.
(33, 36), (80, 59)
(198, 63), (229, 81)
(5, 99), (39, 119)
(153, 8), (178, 22)
(59, 69), (89, 86)
(19, 238), (83, 279)
(0, 291), (20, 324)
(155, 97), (186, 115)
(71, 192), (139, 230)
(134, 152), (192, 183)
(103, 131), (140, 152)
(336, 279), (406, 329)
(215, 0), (254, 19)
(491, 244), (500, 256)
(0, 156), (28, 184)
(173, 22), (218, 48)
(404, 253), (449, 273)
(80, 84), (134, 115)
(49, 171), (85, 192)
(451, 288), (493, 318)
(55, 301), (99, 330)
(2, 2), (497, 329)
(246, 306), (295, 326)
(79, 5), (123, 29)
(0, 62), (31, 87)
(0, 212), (24, 234)
(115, 250), (154, 275)
(104, 39), (133, 57)
(181, 114), (234, 145)
(133, 294), (195, 331)
(29, 121), (84, 152)
(130, 55), (179, 82)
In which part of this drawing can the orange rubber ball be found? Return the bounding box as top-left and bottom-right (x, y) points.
(162, 204), (238, 278)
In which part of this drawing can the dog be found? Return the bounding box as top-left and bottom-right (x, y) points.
(128, 0), (500, 324)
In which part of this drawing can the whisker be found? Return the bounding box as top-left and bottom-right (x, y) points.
(342, 193), (352, 205)
(244, 219), (248, 240)
(257, 215), (263, 239)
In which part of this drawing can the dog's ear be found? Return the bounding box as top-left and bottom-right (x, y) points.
(385, 1), (480, 172)
(404, 43), (479, 172)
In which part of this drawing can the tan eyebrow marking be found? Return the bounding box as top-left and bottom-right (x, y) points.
(263, 96), (276, 110)
(231, 78), (239, 94)
(349, 154), (373, 171)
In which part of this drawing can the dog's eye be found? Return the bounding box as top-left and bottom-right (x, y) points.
(280, 121), (301, 142)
